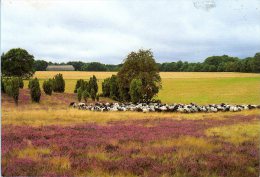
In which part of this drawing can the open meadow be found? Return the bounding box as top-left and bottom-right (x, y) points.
(25, 71), (260, 104)
(2, 72), (260, 176)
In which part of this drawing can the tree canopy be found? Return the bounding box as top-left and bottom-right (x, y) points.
(117, 49), (161, 102)
(1, 48), (35, 78)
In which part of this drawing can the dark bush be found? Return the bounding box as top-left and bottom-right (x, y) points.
(109, 75), (119, 100)
(82, 90), (89, 102)
(102, 75), (119, 101)
(129, 78), (142, 103)
(88, 75), (98, 100)
(1, 76), (5, 93)
(102, 78), (110, 97)
(18, 77), (24, 88)
(53, 73), (65, 93)
(3, 77), (20, 105)
(77, 87), (83, 102)
(96, 94), (100, 102)
(90, 88), (96, 101)
(74, 79), (88, 93)
(29, 78), (41, 102)
(43, 79), (53, 95)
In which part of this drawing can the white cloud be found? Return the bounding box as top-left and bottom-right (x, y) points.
(1, 0), (260, 64)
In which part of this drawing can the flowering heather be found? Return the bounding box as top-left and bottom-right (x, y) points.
(2, 113), (260, 176)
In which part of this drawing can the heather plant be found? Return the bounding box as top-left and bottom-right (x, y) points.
(53, 73), (65, 93)
(2, 113), (260, 177)
(43, 79), (53, 95)
(29, 78), (41, 102)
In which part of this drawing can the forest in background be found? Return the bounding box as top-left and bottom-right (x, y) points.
(34, 53), (260, 73)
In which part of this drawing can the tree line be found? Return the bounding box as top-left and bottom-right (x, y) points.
(2, 48), (260, 74)
(34, 53), (260, 73)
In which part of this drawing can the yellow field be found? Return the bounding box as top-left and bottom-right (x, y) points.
(34, 71), (260, 79)
(25, 71), (260, 104)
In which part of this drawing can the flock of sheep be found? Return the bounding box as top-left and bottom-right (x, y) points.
(70, 102), (260, 113)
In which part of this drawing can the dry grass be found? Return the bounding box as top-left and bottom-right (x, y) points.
(2, 107), (260, 126)
(206, 121), (260, 145)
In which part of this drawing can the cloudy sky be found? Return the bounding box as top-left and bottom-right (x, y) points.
(1, 0), (260, 64)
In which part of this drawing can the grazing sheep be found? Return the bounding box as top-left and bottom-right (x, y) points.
(71, 102), (260, 113)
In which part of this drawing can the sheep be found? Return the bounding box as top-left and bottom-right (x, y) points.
(71, 102), (260, 113)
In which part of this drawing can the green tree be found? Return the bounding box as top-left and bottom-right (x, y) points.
(1, 77), (5, 93)
(34, 60), (48, 71)
(88, 75), (98, 97)
(1, 48), (35, 78)
(109, 75), (119, 100)
(74, 79), (88, 93)
(102, 77), (110, 97)
(18, 77), (24, 88)
(249, 53), (260, 73)
(4, 77), (20, 105)
(117, 49), (161, 102)
(67, 61), (85, 71)
(129, 78), (142, 103)
(90, 88), (96, 101)
(96, 94), (100, 102)
(43, 79), (53, 95)
(29, 78), (41, 102)
(53, 73), (65, 93)
(82, 90), (89, 102)
(77, 87), (83, 102)
(81, 62), (107, 71)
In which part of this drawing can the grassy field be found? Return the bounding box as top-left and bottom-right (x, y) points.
(2, 90), (260, 176)
(24, 71), (260, 104)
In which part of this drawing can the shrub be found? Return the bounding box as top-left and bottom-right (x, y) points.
(96, 94), (100, 102)
(88, 75), (98, 95)
(3, 77), (20, 105)
(1, 76), (6, 93)
(53, 73), (65, 93)
(102, 75), (119, 101)
(90, 88), (96, 101)
(29, 78), (41, 102)
(82, 90), (89, 103)
(102, 78), (110, 97)
(109, 75), (119, 100)
(129, 79), (142, 103)
(74, 79), (88, 93)
(43, 79), (53, 95)
(77, 87), (83, 102)
(18, 77), (24, 88)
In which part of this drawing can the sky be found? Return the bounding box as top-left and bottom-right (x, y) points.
(1, 0), (260, 64)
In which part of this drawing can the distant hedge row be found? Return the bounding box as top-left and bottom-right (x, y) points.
(33, 53), (260, 73)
